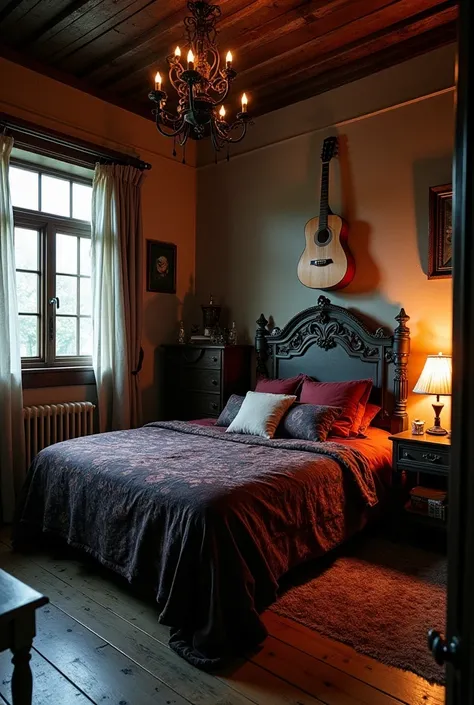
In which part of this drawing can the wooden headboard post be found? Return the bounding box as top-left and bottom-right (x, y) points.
(390, 308), (411, 434)
(255, 314), (269, 378)
(255, 297), (411, 435)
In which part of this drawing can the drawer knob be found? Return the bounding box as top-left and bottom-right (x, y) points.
(211, 403), (218, 410)
(423, 452), (442, 463)
(403, 451), (411, 459)
(212, 379), (218, 386)
(212, 356), (218, 363)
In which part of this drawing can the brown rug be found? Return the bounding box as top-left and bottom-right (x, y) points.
(271, 536), (446, 684)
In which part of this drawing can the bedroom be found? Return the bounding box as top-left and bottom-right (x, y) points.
(0, 0), (471, 703)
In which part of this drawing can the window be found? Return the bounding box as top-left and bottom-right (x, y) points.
(10, 161), (93, 368)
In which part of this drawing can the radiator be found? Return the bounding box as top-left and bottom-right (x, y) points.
(23, 402), (96, 467)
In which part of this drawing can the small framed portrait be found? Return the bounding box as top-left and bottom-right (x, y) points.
(146, 240), (177, 294)
(428, 184), (452, 279)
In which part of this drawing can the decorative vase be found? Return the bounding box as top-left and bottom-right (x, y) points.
(201, 294), (221, 337)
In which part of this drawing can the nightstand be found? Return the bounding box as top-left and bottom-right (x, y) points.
(389, 430), (451, 531)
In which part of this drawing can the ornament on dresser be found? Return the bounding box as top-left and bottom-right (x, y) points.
(178, 320), (186, 344)
(202, 294), (221, 337)
(411, 419), (425, 435)
(228, 321), (238, 345)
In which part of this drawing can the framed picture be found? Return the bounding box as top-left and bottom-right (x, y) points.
(146, 240), (177, 294)
(428, 184), (452, 279)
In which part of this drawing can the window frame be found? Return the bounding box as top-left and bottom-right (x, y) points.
(11, 159), (93, 371)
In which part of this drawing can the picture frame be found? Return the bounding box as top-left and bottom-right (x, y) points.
(428, 184), (453, 279)
(146, 240), (177, 294)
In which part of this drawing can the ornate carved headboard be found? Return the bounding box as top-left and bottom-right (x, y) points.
(255, 296), (410, 434)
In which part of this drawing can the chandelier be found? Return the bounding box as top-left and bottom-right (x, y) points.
(148, 0), (253, 157)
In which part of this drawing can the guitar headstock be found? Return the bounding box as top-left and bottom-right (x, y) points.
(321, 136), (338, 163)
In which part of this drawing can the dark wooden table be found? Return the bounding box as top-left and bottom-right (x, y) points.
(0, 568), (48, 705)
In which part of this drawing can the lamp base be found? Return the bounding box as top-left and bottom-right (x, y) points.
(426, 425), (448, 436)
(426, 401), (448, 435)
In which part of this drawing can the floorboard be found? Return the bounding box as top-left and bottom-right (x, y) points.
(0, 531), (445, 705)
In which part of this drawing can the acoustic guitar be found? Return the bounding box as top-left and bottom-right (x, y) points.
(297, 136), (355, 291)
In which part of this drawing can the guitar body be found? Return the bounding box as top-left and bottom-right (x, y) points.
(297, 214), (355, 290)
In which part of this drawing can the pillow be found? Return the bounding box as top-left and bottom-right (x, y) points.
(216, 394), (244, 427)
(351, 381), (374, 435)
(226, 391), (296, 439)
(299, 379), (373, 438)
(358, 403), (381, 434)
(255, 374), (304, 396)
(281, 404), (342, 442)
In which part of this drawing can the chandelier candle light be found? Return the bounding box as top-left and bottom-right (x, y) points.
(148, 0), (253, 156)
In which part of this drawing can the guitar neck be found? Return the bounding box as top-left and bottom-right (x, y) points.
(319, 161), (330, 228)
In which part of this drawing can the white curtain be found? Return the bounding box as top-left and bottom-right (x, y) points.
(0, 135), (25, 522)
(91, 164), (144, 432)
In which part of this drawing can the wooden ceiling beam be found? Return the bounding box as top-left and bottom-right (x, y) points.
(108, 0), (396, 95)
(23, 0), (93, 44)
(87, 0), (264, 85)
(0, 0), (29, 24)
(256, 22), (456, 116)
(246, 1), (457, 98)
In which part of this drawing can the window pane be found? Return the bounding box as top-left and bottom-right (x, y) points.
(56, 275), (77, 315)
(80, 317), (92, 356)
(80, 237), (91, 276)
(16, 272), (38, 313)
(14, 227), (38, 271)
(56, 316), (77, 356)
(56, 233), (77, 274)
(41, 174), (70, 217)
(19, 315), (38, 357)
(9, 166), (39, 210)
(80, 277), (92, 315)
(72, 183), (92, 221)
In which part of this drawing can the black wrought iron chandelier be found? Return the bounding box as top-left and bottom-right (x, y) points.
(148, 0), (253, 157)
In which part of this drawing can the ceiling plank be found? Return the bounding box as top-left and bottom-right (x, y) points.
(0, 0), (26, 23)
(34, 0), (164, 63)
(24, 0), (100, 44)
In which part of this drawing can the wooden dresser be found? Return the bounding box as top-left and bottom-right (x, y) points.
(163, 344), (252, 420)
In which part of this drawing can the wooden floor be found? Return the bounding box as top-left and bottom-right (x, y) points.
(0, 529), (445, 705)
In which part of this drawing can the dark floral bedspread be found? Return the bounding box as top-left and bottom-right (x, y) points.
(14, 420), (383, 670)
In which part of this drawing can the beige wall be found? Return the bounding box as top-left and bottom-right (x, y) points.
(196, 46), (455, 426)
(0, 57), (197, 422)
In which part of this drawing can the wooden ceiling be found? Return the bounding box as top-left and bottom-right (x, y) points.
(0, 0), (457, 121)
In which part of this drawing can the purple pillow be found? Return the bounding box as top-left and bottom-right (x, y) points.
(216, 394), (244, 426)
(281, 404), (342, 442)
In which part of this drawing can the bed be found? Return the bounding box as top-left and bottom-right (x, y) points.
(13, 296), (411, 670)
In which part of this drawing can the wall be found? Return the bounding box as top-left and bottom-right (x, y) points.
(196, 46), (456, 426)
(0, 57), (197, 422)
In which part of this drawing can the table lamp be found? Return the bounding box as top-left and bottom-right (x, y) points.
(413, 353), (452, 435)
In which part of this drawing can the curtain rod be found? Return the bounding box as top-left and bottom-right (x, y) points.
(0, 112), (152, 171)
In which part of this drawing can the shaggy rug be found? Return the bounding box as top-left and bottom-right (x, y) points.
(271, 536), (447, 684)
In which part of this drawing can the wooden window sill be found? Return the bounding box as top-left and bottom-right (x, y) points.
(22, 367), (95, 389)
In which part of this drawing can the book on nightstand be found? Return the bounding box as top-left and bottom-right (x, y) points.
(407, 486), (447, 521)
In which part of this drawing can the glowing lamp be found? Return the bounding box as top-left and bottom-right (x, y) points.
(175, 46), (181, 57)
(241, 93), (248, 112)
(413, 353), (452, 435)
(219, 105), (226, 119)
(226, 51), (232, 68)
(187, 50), (195, 69)
(154, 72), (162, 91)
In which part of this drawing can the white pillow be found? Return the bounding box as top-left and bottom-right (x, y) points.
(226, 391), (296, 439)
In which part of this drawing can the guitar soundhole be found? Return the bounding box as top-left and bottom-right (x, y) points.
(315, 228), (332, 246)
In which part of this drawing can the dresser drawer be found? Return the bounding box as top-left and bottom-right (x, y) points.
(168, 347), (222, 370)
(398, 443), (450, 470)
(185, 393), (221, 419)
(181, 368), (221, 393)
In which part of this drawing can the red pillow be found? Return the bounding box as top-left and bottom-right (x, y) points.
(351, 382), (374, 435)
(255, 374), (304, 396)
(299, 379), (373, 437)
(358, 403), (381, 434)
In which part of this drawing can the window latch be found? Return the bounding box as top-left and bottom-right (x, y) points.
(49, 297), (60, 309)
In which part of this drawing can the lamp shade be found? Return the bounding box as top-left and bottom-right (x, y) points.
(413, 353), (452, 396)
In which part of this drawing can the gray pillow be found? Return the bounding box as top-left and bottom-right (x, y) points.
(216, 394), (244, 426)
(226, 391), (296, 439)
(281, 403), (342, 442)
